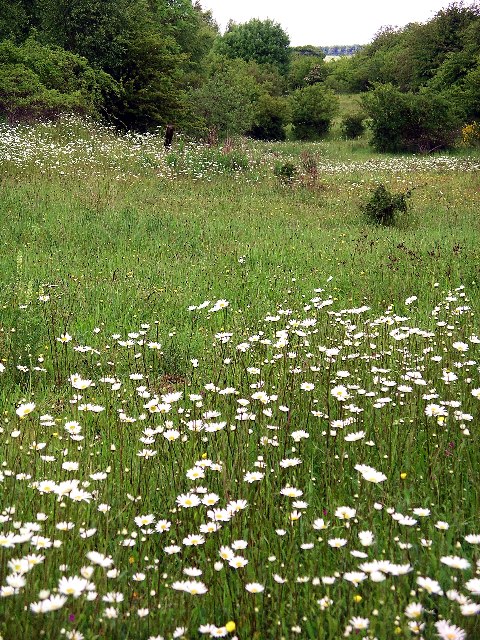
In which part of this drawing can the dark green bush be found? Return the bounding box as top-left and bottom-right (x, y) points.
(0, 38), (116, 122)
(274, 161), (297, 185)
(289, 84), (339, 141)
(248, 93), (289, 141)
(341, 113), (366, 139)
(362, 83), (461, 152)
(361, 184), (411, 226)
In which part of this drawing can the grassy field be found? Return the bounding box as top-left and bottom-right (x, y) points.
(0, 117), (479, 640)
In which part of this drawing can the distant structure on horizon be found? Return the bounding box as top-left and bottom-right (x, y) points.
(321, 45), (363, 57)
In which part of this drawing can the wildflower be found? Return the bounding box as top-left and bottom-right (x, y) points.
(86, 551), (113, 568)
(210, 299), (229, 312)
(228, 556), (248, 569)
(460, 603), (480, 616)
(412, 507), (430, 517)
(245, 583), (264, 593)
(343, 572), (367, 586)
(300, 382), (315, 391)
(434, 620), (466, 640)
(183, 534), (205, 547)
(176, 493), (201, 508)
(30, 595), (67, 613)
(331, 385), (350, 401)
(16, 403), (35, 418)
(164, 545), (181, 555)
(345, 431), (365, 442)
(440, 556), (470, 570)
(58, 576), (88, 598)
(102, 592), (124, 603)
(464, 578), (480, 595)
(280, 487), (303, 498)
(243, 471), (264, 483)
(328, 538), (348, 548)
(358, 531), (374, 546)
(355, 464), (387, 483)
(464, 534), (480, 544)
(172, 580), (208, 595)
(417, 576), (443, 595)
(134, 514), (155, 527)
(349, 617), (369, 630)
(335, 506), (356, 520)
(291, 430), (309, 442)
(405, 603), (423, 619)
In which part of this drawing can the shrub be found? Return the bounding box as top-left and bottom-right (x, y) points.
(361, 184), (411, 226)
(362, 83), (461, 152)
(341, 113), (365, 139)
(248, 93), (289, 141)
(0, 38), (116, 123)
(191, 56), (259, 138)
(461, 121), (480, 147)
(274, 161), (297, 185)
(289, 84), (339, 141)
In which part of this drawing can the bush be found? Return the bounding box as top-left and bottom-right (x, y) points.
(0, 38), (116, 123)
(191, 56), (259, 138)
(341, 113), (366, 139)
(248, 93), (289, 141)
(362, 83), (461, 152)
(289, 84), (339, 141)
(361, 184), (411, 226)
(461, 121), (480, 147)
(274, 161), (297, 185)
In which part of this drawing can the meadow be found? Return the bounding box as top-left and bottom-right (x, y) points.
(0, 115), (479, 640)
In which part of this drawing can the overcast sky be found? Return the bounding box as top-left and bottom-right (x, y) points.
(199, 1), (456, 46)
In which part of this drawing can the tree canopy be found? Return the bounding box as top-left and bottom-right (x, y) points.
(213, 18), (291, 72)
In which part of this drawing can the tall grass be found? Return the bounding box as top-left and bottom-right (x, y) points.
(0, 117), (479, 640)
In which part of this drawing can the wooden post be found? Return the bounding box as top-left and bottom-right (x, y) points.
(164, 124), (174, 148)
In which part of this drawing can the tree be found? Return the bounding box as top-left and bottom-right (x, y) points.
(289, 84), (338, 140)
(24, 0), (215, 129)
(287, 46), (327, 90)
(362, 83), (461, 152)
(248, 93), (290, 140)
(191, 56), (260, 137)
(213, 18), (290, 72)
(0, 38), (115, 122)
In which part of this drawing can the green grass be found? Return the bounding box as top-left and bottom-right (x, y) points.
(0, 117), (479, 640)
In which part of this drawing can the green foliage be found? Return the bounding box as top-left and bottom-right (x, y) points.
(249, 93), (289, 141)
(2, 0), (217, 131)
(304, 61), (329, 85)
(34, 0), (130, 75)
(361, 183), (411, 226)
(362, 83), (461, 152)
(273, 160), (297, 184)
(287, 46), (327, 90)
(324, 3), (480, 96)
(289, 84), (339, 140)
(0, 1), (32, 41)
(191, 56), (259, 138)
(0, 38), (116, 122)
(214, 18), (290, 72)
(341, 113), (366, 139)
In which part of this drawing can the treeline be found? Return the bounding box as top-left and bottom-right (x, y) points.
(326, 2), (480, 150)
(1, 1), (479, 150)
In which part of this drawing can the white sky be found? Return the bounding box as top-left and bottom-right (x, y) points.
(199, 1), (456, 46)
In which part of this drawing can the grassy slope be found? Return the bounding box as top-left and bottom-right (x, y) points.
(0, 120), (479, 639)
